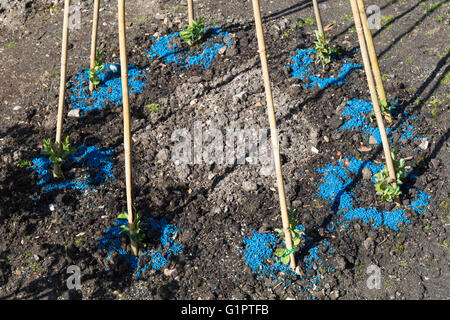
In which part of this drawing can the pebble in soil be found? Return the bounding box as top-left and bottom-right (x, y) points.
(98, 216), (183, 278)
(286, 48), (362, 89)
(67, 63), (147, 116)
(147, 25), (233, 70)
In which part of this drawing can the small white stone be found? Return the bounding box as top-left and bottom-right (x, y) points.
(418, 139), (429, 150)
(164, 268), (176, 276)
(369, 136), (378, 145)
(49, 204), (55, 211)
(68, 108), (80, 118)
(311, 146), (319, 154)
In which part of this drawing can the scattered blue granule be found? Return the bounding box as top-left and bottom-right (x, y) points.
(398, 123), (424, 144)
(287, 48), (361, 89)
(241, 231), (294, 281)
(339, 99), (426, 145)
(68, 63), (147, 116)
(98, 217), (183, 276)
(315, 157), (424, 230)
(30, 145), (115, 196)
(410, 190), (431, 214)
(340, 99), (392, 144)
(148, 26), (232, 69)
(316, 157), (383, 213)
(288, 48), (315, 81)
(242, 231), (278, 273)
(302, 241), (336, 272)
(343, 207), (410, 231)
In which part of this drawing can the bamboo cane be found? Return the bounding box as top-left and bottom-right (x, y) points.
(89, 0), (101, 93)
(54, 0), (71, 178)
(312, 0), (325, 36)
(349, 0), (396, 185)
(251, 0), (297, 271)
(356, 0), (390, 122)
(118, 0), (138, 256)
(188, 0), (194, 26)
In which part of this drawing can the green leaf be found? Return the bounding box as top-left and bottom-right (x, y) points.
(281, 255), (290, 265)
(275, 248), (286, 257)
(117, 213), (129, 220)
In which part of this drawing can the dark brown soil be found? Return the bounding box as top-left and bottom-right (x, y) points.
(0, 0), (448, 300)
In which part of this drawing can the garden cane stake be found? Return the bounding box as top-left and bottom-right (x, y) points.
(89, 0), (101, 93)
(356, 0), (390, 122)
(251, 0), (297, 271)
(349, 0), (397, 185)
(55, 0), (71, 178)
(188, 0), (194, 26)
(312, 0), (325, 36)
(118, 0), (138, 256)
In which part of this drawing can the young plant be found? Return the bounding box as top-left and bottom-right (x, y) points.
(313, 30), (332, 67)
(369, 99), (395, 123)
(374, 148), (408, 202)
(17, 160), (31, 168)
(42, 136), (76, 178)
(117, 212), (145, 249)
(89, 48), (105, 89)
(274, 208), (304, 265)
(180, 15), (205, 46)
(144, 103), (165, 113)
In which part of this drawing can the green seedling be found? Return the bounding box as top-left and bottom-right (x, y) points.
(296, 18), (315, 27)
(374, 148), (408, 202)
(5, 41), (15, 49)
(430, 108), (436, 117)
(440, 73), (450, 85)
(136, 15), (149, 24)
(274, 208), (304, 265)
(381, 15), (393, 24)
(18, 160), (31, 168)
(313, 30), (332, 68)
(89, 48), (105, 89)
(144, 103), (165, 113)
(42, 135), (76, 178)
(180, 15), (205, 46)
(429, 96), (444, 106)
(343, 14), (353, 23)
(74, 237), (87, 248)
(369, 99), (395, 123)
(424, 1), (445, 15)
(49, 5), (59, 14)
(117, 212), (146, 248)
